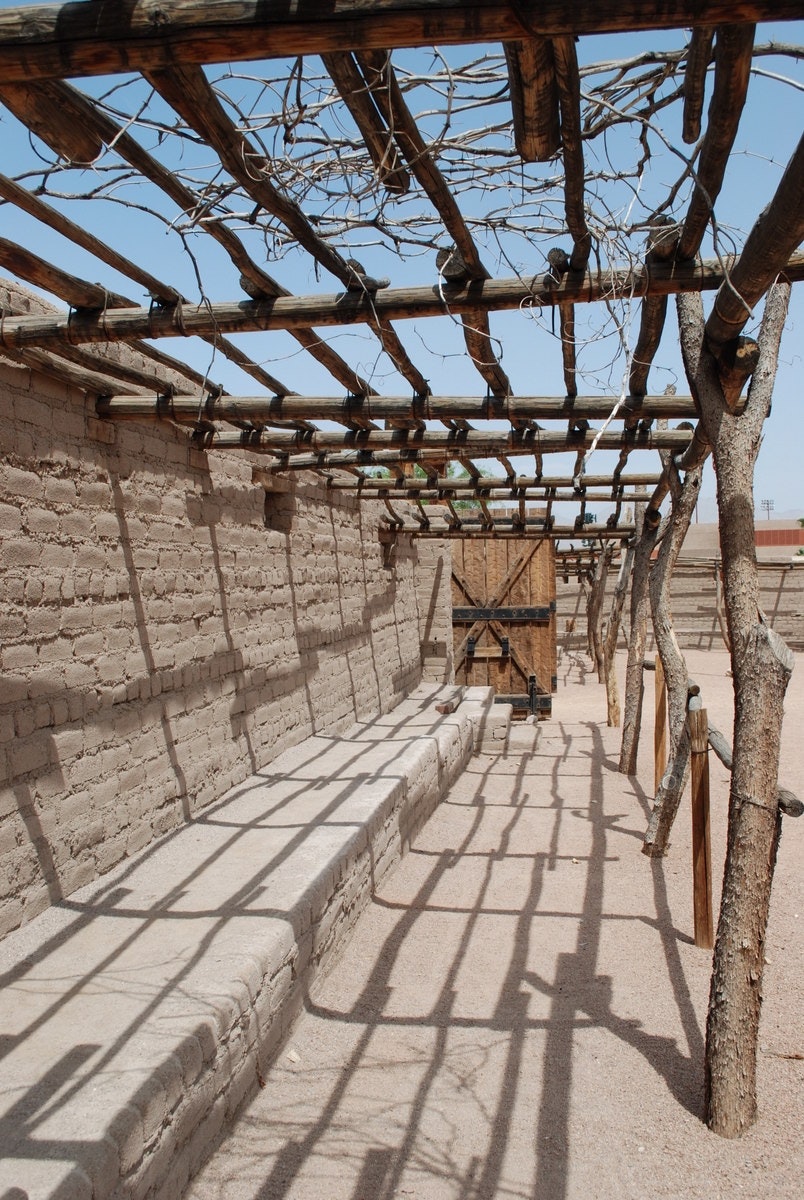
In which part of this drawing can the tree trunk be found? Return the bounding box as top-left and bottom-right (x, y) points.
(643, 460), (704, 855)
(603, 542), (635, 726)
(619, 504), (662, 773)
(588, 544), (614, 681)
(676, 284), (792, 1137)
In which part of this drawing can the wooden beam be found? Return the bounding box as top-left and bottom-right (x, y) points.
(0, 2), (793, 84)
(32, 78), (375, 398)
(705, 133), (804, 348)
(504, 38), (560, 162)
(145, 62), (429, 395)
(0, 79), (102, 161)
(321, 52), (410, 194)
(385, 522), (635, 540)
(678, 24), (755, 261)
(98, 393), (702, 424)
(192, 426), (693, 456)
(553, 35), (591, 272)
(4, 252), (803, 351)
(682, 26), (715, 144)
(628, 220), (680, 400)
(331, 471), (662, 491)
(353, 49), (511, 396)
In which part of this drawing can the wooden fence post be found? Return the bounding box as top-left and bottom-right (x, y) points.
(654, 654), (667, 795)
(688, 704), (714, 950)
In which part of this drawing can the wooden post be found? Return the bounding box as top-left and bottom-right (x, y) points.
(688, 704), (714, 950)
(654, 653), (667, 795)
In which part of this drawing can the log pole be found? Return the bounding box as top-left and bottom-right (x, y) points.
(688, 705), (714, 950)
(654, 654), (667, 795)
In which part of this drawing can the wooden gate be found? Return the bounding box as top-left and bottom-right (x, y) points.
(451, 537), (556, 716)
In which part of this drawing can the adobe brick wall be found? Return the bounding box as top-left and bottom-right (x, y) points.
(0, 341), (451, 939)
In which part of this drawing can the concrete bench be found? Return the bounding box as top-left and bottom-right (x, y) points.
(0, 684), (491, 1200)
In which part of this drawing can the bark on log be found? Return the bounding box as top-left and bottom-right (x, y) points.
(682, 27), (715, 144)
(677, 283), (793, 1137)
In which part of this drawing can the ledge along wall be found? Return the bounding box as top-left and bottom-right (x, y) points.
(0, 299), (453, 940)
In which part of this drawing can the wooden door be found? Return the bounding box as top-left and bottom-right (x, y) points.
(451, 537), (556, 715)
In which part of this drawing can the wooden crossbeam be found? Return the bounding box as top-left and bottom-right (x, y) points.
(190, 426), (694, 456)
(0, 79), (102, 161)
(389, 522), (635, 541)
(0, 2), (791, 84)
(553, 36), (591, 273)
(97, 393), (702, 425)
(329, 472), (661, 491)
(5, 253), (802, 352)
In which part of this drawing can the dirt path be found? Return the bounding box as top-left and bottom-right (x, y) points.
(186, 649), (803, 1200)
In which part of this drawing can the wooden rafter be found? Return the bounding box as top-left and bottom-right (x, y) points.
(25, 79), (376, 400)
(682, 26), (715, 144)
(321, 52), (410, 194)
(4, 252), (802, 352)
(0, 2), (792, 84)
(677, 24), (755, 261)
(504, 38), (560, 162)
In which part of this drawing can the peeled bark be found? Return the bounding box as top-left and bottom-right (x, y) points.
(677, 284), (792, 1137)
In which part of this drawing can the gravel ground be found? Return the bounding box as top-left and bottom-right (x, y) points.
(186, 648), (803, 1200)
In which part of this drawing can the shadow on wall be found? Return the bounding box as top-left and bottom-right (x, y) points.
(1, 422), (442, 937)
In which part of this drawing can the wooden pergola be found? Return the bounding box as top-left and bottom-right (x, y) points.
(0, 0), (802, 1140)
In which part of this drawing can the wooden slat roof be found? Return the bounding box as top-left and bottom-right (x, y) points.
(0, 1), (802, 538)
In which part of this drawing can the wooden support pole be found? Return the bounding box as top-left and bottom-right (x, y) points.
(688, 703), (714, 950)
(654, 653), (667, 796)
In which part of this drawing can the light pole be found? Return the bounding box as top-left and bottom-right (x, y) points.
(761, 498), (774, 520)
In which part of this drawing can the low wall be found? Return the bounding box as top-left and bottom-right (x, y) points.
(0, 348), (451, 940)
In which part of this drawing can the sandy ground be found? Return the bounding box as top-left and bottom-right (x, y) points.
(186, 648), (803, 1200)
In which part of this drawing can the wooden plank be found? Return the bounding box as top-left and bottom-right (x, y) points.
(688, 705), (714, 950)
(183, 426), (696, 456)
(504, 37), (560, 162)
(6, 253), (803, 351)
(0, 2), (789, 84)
